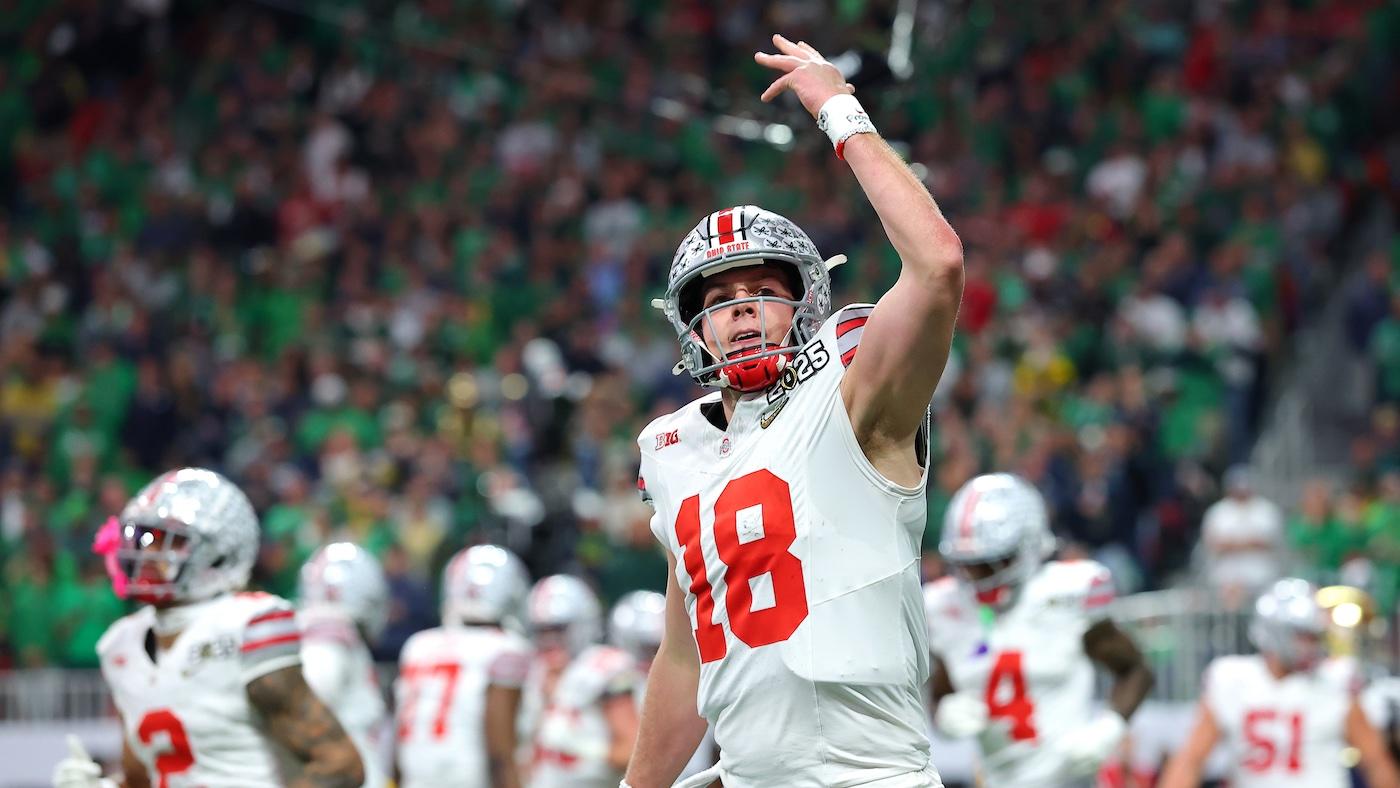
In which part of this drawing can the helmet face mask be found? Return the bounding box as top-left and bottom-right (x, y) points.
(526, 575), (601, 664)
(117, 519), (196, 604)
(96, 468), (259, 606)
(939, 473), (1055, 611)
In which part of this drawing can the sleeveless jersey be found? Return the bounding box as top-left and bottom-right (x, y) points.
(395, 624), (533, 788)
(638, 304), (937, 788)
(1204, 655), (1357, 788)
(299, 605), (389, 788)
(530, 645), (641, 788)
(97, 593), (303, 787)
(924, 560), (1116, 787)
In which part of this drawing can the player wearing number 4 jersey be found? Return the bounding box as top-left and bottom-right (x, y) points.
(924, 474), (1155, 788)
(1161, 578), (1400, 788)
(625, 33), (964, 788)
(52, 468), (363, 788)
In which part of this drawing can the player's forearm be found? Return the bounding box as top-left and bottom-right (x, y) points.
(1157, 755), (1204, 788)
(624, 653), (707, 788)
(485, 685), (524, 788)
(841, 133), (963, 279)
(1108, 661), (1155, 719)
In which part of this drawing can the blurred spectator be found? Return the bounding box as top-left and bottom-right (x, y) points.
(1201, 466), (1284, 608)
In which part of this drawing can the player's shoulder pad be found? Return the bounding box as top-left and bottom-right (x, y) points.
(819, 303), (876, 370)
(636, 392), (721, 455)
(1041, 559), (1116, 614)
(1204, 654), (1260, 691)
(96, 607), (153, 658)
(922, 577), (971, 627)
(1320, 656), (1364, 695)
(235, 592), (300, 662)
(300, 607), (360, 648)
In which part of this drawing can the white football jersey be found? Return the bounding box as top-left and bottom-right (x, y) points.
(395, 624), (533, 788)
(299, 606), (389, 788)
(530, 645), (641, 788)
(638, 305), (938, 788)
(97, 592), (303, 787)
(923, 560), (1116, 788)
(1203, 654), (1358, 788)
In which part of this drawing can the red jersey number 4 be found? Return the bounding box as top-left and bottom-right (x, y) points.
(673, 469), (809, 663)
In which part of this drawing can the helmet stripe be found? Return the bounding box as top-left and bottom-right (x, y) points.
(715, 208), (736, 245)
(957, 487), (981, 542)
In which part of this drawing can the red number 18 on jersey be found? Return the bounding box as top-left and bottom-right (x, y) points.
(672, 469), (809, 663)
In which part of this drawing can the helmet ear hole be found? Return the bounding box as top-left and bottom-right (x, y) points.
(210, 556), (225, 568)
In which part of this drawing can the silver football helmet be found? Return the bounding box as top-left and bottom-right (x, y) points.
(95, 468), (259, 605)
(527, 575), (602, 657)
(608, 590), (666, 663)
(939, 473), (1055, 609)
(298, 542), (390, 642)
(655, 205), (845, 391)
(441, 544), (531, 629)
(1250, 578), (1328, 671)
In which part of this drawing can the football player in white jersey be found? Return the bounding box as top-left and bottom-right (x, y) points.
(52, 468), (364, 788)
(1161, 578), (1399, 788)
(395, 544), (534, 788)
(923, 473), (1156, 788)
(297, 542), (391, 788)
(609, 591), (717, 781)
(625, 33), (964, 788)
(527, 575), (642, 788)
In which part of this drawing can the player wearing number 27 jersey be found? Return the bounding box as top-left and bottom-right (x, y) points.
(625, 34), (965, 788)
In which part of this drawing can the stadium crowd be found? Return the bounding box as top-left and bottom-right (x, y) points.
(1, 0), (1398, 668)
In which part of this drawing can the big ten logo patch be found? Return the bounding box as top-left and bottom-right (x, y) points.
(766, 340), (831, 403)
(654, 430), (681, 450)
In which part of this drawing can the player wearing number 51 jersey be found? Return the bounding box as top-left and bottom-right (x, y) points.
(52, 468), (363, 788)
(924, 474), (1154, 788)
(1161, 578), (1399, 788)
(625, 33), (965, 788)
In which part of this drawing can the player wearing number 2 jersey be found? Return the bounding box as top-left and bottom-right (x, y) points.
(1161, 578), (1399, 788)
(51, 468), (363, 788)
(624, 33), (965, 788)
(925, 474), (1154, 788)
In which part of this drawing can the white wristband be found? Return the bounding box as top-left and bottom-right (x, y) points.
(817, 94), (876, 160)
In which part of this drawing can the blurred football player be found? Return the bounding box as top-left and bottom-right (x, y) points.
(609, 591), (716, 781)
(527, 575), (641, 788)
(395, 544), (533, 788)
(52, 468), (363, 788)
(297, 542), (391, 787)
(1160, 578), (1399, 788)
(626, 33), (964, 788)
(924, 473), (1155, 788)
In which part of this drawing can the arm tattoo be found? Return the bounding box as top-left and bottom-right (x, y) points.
(247, 665), (365, 788)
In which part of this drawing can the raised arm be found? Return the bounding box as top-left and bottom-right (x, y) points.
(1083, 619), (1155, 719)
(756, 34), (965, 456)
(246, 665), (365, 788)
(624, 553), (709, 788)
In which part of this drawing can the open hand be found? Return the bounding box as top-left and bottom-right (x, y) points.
(754, 34), (854, 119)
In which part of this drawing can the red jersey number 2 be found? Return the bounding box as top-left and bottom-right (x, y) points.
(673, 469), (809, 663)
(136, 709), (195, 788)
